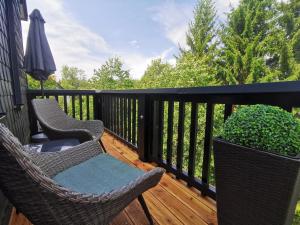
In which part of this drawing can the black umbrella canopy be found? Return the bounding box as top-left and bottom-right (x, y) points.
(24, 9), (56, 81)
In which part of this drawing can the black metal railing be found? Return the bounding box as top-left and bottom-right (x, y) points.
(27, 81), (300, 200)
(99, 94), (139, 150)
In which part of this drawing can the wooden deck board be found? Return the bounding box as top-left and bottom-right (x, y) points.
(9, 133), (217, 225)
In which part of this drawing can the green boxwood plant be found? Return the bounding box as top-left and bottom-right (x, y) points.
(222, 104), (300, 157)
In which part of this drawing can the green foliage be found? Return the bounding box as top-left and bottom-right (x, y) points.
(184, 0), (218, 58)
(137, 59), (173, 88)
(292, 30), (300, 63)
(60, 66), (90, 90)
(138, 53), (217, 89)
(171, 52), (217, 87)
(217, 0), (300, 84)
(223, 105), (300, 157)
(27, 75), (61, 90)
(218, 0), (282, 84)
(90, 57), (135, 90)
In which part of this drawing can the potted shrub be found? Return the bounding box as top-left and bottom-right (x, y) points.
(213, 105), (300, 225)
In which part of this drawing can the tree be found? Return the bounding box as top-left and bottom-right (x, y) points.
(59, 66), (89, 90)
(90, 57), (134, 90)
(184, 0), (218, 58)
(171, 52), (216, 87)
(278, 0), (300, 80)
(27, 74), (62, 89)
(138, 59), (173, 88)
(217, 0), (287, 84)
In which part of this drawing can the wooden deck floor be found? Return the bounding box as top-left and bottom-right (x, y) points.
(9, 132), (217, 225)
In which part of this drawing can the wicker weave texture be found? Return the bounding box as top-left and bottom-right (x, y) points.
(0, 123), (164, 225)
(32, 99), (104, 143)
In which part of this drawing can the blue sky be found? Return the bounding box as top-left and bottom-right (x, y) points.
(22, 0), (239, 79)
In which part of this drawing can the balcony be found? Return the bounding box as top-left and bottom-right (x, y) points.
(8, 81), (300, 225)
(10, 132), (217, 225)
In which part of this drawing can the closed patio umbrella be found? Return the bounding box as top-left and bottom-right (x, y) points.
(24, 9), (56, 97)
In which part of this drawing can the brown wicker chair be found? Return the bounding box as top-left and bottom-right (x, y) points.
(31, 99), (104, 143)
(0, 123), (164, 225)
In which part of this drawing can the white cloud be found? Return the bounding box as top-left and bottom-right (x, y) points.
(150, 0), (241, 50)
(129, 40), (140, 49)
(150, 1), (194, 48)
(119, 47), (174, 79)
(215, 0), (240, 21)
(22, 0), (173, 80)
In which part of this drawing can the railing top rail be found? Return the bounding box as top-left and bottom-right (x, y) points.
(27, 89), (97, 95)
(96, 81), (300, 95)
(27, 81), (300, 96)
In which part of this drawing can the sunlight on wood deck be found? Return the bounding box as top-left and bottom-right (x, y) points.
(9, 132), (217, 225)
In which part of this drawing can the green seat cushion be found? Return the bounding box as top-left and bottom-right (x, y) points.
(53, 154), (144, 194)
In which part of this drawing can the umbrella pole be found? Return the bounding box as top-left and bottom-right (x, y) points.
(40, 79), (44, 98)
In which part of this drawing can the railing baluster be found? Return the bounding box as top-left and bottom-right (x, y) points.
(132, 98), (137, 145)
(176, 101), (185, 177)
(202, 103), (214, 196)
(55, 95), (58, 102)
(63, 95), (68, 114)
(128, 97), (132, 143)
(166, 100), (174, 166)
(108, 96), (111, 130)
(188, 102), (198, 179)
(111, 96), (114, 130)
(105, 96), (108, 127)
(103, 96), (106, 127)
(224, 104), (233, 121)
(116, 96), (120, 136)
(86, 95), (90, 120)
(124, 97), (128, 140)
(79, 95), (83, 120)
(114, 96), (117, 133)
(153, 100), (164, 162)
(120, 97), (124, 138)
(72, 95), (75, 118)
(93, 94), (101, 121)
(110, 96), (113, 130)
(157, 101), (164, 161)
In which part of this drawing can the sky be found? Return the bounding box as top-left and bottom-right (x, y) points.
(22, 0), (239, 79)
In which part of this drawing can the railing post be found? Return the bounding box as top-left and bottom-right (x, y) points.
(137, 94), (153, 162)
(202, 103), (214, 196)
(93, 93), (102, 121)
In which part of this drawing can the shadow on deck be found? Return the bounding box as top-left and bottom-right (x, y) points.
(9, 132), (217, 225)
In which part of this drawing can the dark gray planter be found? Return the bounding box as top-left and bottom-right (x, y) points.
(213, 138), (300, 225)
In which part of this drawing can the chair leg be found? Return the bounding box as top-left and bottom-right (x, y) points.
(138, 195), (154, 225)
(99, 139), (107, 153)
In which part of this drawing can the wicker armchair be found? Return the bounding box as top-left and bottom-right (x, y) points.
(31, 99), (104, 143)
(0, 123), (164, 225)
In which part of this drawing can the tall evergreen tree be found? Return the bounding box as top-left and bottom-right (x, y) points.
(184, 0), (218, 58)
(218, 0), (283, 84)
(278, 0), (300, 80)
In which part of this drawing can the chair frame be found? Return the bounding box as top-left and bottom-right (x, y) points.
(0, 124), (164, 224)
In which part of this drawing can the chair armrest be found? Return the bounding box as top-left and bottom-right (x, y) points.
(42, 124), (95, 143)
(29, 140), (103, 177)
(35, 167), (164, 224)
(80, 120), (104, 139)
